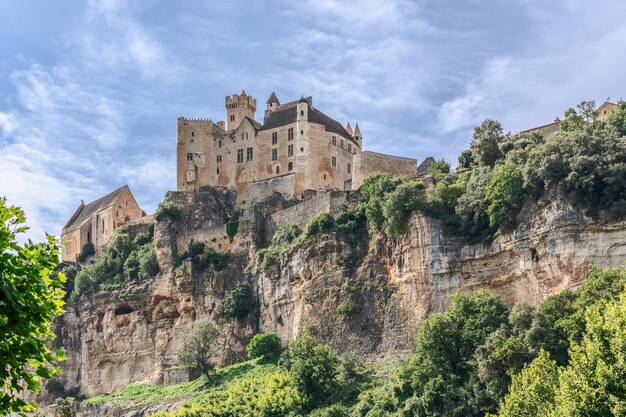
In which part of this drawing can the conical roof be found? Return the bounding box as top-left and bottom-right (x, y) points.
(266, 91), (280, 105)
(353, 122), (362, 137)
(345, 121), (353, 135)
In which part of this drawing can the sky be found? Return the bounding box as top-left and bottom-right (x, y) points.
(1, 0), (625, 242)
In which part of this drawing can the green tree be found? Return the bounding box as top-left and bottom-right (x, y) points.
(380, 180), (424, 237)
(604, 100), (626, 137)
(221, 284), (253, 319)
(177, 322), (219, 378)
(458, 149), (474, 169)
(492, 349), (558, 417)
(287, 335), (339, 407)
(455, 166), (495, 241)
(550, 292), (626, 416)
(246, 332), (281, 360)
(485, 163), (525, 233)
(470, 119), (506, 167)
(429, 158), (451, 177)
(0, 198), (66, 415)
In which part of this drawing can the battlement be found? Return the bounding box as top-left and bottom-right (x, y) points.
(178, 117), (214, 123)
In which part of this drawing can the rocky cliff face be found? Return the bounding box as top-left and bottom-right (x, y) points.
(52, 189), (626, 399)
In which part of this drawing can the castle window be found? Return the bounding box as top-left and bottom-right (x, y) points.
(241, 133), (244, 140)
(246, 147), (253, 161)
(288, 144), (294, 157)
(300, 147), (304, 152)
(230, 114), (235, 122)
(217, 168), (220, 174)
(272, 132), (277, 144)
(332, 136), (336, 146)
(219, 140), (222, 147)
(288, 162), (293, 171)
(191, 131), (194, 137)
(300, 130), (304, 135)
(288, 128), (294, 140)
(272, 148), (278, 161)
(324, 173), (327, 179)
(300, 110), (304, 116)
(332, 156), (336, 167)
(217, 155), (222, 163)
(237, 148), (244, 163)
(276, 166), (280, 174)
(340, 140), (344, 149)
(187, 153), (193, 161)
(347, 163), (351, 174)
(348, 144), (352, 152)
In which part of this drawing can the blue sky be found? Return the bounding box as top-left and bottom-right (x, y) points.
(1, 0), (625, 241)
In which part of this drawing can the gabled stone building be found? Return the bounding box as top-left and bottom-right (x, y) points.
(524, 100), (618, 135)
(61, 185), (144, 262)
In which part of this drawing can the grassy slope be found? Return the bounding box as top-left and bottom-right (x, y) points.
(84, 358), (401, 415)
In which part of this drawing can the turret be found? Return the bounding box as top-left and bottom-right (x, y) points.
(225, 90), (257, 131)
(265, 92), (280, 123)
(353, 122), (362, 144)
(345, 122), (353, 136)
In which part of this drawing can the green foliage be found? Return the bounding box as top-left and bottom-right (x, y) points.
(0, 198), (67, 415)
(470, 119), (506, 167)
(246, 332), (281, 360)
(287, 335), (340, 408)
(492, 350), (558, 417)
(429, 158), (451, 177)
(176, 240), (228, 272)
(305, 212), (334, 237)
(154, 200), (181, 222)
(485, 163), (525, 233)
(177, 322), (219, 378)
(559, 101), (596, 133)
(73, 230), (159, 297)
(604, 100), (626, 137)
(76, 242), (95, 262)
(336, 299), (359, 321)
(381, 180), (425, 237)
(458, 149), (474, 169)
(359, 173), (403, 230)
(221, 284), (253, 319)
(226, 220), (239, 240)
(455, 166), (495, 241)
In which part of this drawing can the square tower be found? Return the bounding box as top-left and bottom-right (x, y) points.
(225, 90), (257, 131)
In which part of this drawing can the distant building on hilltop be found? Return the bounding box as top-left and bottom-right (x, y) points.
(524, 100), (618, 136)
(61, 185), (144, 262)
(176, 91), (417, 197)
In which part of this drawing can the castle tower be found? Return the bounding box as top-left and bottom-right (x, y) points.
(265, 92), (280, 123)
(296, 96), (310, 188)
(353, 123), (362, 148)
(225, 90), (257, 131)
(345, 121), (353, 136)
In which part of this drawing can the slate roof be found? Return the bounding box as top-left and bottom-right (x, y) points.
(63, 185), (128, 233)
(260, 98), (354, 141)
(266, 92), (280, 105)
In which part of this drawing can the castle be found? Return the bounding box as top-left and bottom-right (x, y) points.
(176, 91), (417, 197)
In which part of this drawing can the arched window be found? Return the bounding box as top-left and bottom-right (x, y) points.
(288, 162), (293, 171)
(124, 215), (131, 222)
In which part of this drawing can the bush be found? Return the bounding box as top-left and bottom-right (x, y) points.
(247, 332), (281, 360)
(381, 180), (425, 237)
(336, 300), (359, 321)
(154, 201), (180, 222)
(429, 158), (451, 177)
(76, 242), (95, 262)
(222, 284), (253, 319)
(305, 212), (334, 237)
(177, 322), (218, 378)
(226, 220), (239, 241)
(287, 335), (340, 407)
(485, 163), (525, 233)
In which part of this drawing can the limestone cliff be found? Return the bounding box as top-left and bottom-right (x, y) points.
(51, 188), (626, 399)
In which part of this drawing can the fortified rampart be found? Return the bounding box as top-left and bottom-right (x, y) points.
(352, 151), (417, 189)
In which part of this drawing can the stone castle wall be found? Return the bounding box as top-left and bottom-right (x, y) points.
(352, 151), (417, 189)
(268, 191), (349, 236)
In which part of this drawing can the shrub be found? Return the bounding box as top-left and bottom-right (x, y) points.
(381, 180), (425, 237)
(222, 284), (253, 319)
(154, 201), (180, 222)
(226, 220), (239, 241)
(76, 242), (95, 262)
(336, 300), (359, 321)
(177, 322), (218, 378)
(429, 158), (451, 177)
(287, 335), (340, 407)
(247, 332), (282, 359)
(305, 212), (334, 237)
(485, 163), (525, 233)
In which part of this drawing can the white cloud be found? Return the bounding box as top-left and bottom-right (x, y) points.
(0, 113), (17, 136)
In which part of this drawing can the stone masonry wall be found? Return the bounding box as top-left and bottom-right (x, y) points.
(352, 151), (417, 189)
(268, 191), (349, 236)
